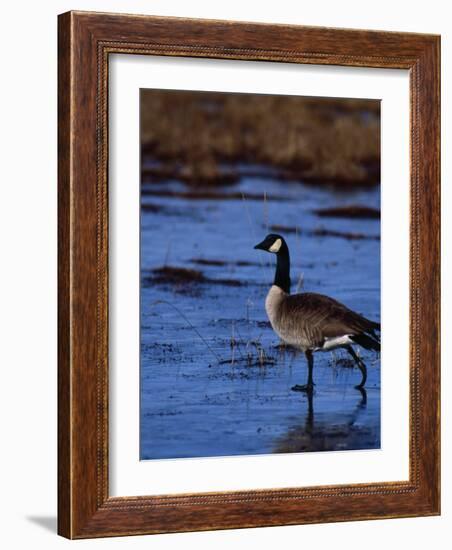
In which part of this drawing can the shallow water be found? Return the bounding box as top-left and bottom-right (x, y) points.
(140, 173), (381, 460)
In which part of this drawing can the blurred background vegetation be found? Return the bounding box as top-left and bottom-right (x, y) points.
(140, 90), (380, 188)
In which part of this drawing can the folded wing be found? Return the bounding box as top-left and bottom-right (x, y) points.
(279, 292), (380, 350)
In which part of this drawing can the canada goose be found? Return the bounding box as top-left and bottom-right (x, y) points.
(254, 234), (380, 392)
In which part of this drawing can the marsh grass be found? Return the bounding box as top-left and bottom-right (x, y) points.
(150, 298), (278, 371)
(141, 90), (380, 188)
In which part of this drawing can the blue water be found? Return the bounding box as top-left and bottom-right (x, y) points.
(140, 175), (380, 459)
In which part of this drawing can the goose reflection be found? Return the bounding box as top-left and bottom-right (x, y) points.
(274, 387), (379, 453)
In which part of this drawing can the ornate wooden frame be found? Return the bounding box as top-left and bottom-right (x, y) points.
(58, 11), (440, 539)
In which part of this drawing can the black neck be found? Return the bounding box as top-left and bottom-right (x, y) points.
(274, 243), (291, 294)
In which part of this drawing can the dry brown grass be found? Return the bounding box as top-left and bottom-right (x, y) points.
(141, 90), (380, 188)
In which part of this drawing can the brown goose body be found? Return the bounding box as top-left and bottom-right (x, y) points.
(254, 233), (380, 391)
(265, 285), (380, 353)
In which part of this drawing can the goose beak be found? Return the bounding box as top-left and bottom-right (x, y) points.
(254, 239), (267, 250)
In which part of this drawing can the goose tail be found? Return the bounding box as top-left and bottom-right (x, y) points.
(350, 332), (380, 352)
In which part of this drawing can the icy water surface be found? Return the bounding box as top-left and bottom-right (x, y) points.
(140, 174), (381, 459)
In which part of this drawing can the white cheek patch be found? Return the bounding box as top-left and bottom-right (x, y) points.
(269, 238), (282, 253)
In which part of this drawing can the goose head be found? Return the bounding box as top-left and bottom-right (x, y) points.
(254, 233), (286, 254)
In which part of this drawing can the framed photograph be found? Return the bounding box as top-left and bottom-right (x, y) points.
(58, 11), (440, 538)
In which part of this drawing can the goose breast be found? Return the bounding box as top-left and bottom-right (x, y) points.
(265, 285), (314, 350)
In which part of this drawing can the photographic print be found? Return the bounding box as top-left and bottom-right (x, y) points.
(140, 89), (381, 460)
(58, 13), (440, 537)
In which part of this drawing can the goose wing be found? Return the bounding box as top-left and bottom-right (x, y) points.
(280, 292), (379, 346)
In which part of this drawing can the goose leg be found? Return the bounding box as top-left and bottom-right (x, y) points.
(292, 350), (314, 392)
(346, 345), (367, 389)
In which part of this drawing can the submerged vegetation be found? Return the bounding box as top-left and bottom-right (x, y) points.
(268, 224), (380, 241)
(313, 205), (380, 219)
(144, 265), (245, 294)
(141, 188), (290, 201)
(141, 90), (380, 188)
